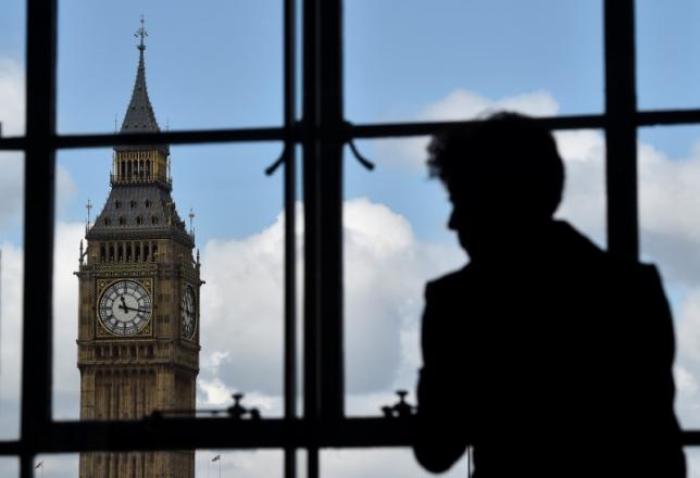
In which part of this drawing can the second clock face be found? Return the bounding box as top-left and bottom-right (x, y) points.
(181, 284), (197, 339)
(98, 280), (152, 336)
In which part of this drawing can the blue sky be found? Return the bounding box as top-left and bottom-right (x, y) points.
(2, 1), (700, 476)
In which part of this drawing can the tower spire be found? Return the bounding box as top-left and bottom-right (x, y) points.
(112, 16), (170, 188)
(135, 15), (148, 51)
(120, 16), (160, 134)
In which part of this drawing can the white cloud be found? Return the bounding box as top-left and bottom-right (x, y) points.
(376, 89), (560, 170)
(0, 153), (24, 232)
(198, 198), (461, 415)
(52, 221), (85, 419)
(0, 58), (24, 136)
(0, 242), (23, 439)
(423, 89), (558, 122)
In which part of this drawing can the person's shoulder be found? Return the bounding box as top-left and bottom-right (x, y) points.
(598, 249), (660, 281)
(425, 265), (471, 299)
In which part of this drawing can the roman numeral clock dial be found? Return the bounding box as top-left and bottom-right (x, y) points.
(98, 280), (152, 336)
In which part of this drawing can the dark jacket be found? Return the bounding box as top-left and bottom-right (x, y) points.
(414, 221), (685, 477)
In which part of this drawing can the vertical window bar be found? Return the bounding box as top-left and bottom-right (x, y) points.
(604, 0), (638, 260)
(283, 0), (298, 477)
(317, 0), (344, 424)
(21, 0), (58, 476)
(302, 0), (321, 475)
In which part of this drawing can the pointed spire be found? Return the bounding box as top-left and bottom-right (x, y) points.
(120, 16), (160, 134)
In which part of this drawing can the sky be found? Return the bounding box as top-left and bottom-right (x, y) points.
(1, 0), (700, 476)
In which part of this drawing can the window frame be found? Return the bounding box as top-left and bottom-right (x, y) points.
(0, 1), (699, 478)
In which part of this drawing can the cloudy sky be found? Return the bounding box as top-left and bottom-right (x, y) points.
(1, 0), (700, 476)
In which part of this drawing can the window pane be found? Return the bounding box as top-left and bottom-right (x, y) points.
(322, 449), (469, 478)
(53, 144), (285, 421)
(639, 126), (700, 429)
(637, 1), (700, 110)
(343, 131), (605, 415)
(57, 0), (282, 133)
(35, 454), (78, 478)
(689, 448), (700, 478)
(0, 458), (18, 477)
(197, 450), (282, 478)
(0, 152), (23, 440)
(345, 0), (603, 124)
(52, 450), (282, 477)
(0, 0), (24, 136)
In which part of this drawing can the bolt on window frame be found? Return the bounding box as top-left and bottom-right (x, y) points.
(0, 1), (699, 478)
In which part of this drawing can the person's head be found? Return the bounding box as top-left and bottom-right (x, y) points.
(427, 111), (565, 258)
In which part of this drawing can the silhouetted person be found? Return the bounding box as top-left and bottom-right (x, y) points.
(414, 112), (685, 477)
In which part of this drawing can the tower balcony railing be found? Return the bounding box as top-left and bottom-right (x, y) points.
(110, 173), (172, 188)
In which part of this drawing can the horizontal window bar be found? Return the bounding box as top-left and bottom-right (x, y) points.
(349, 114), (606, 139)
(637, 108), (700, 126)
(3, 109), (700, 153)
(0, 127), (289, 151)
(0, 419), (697, 454)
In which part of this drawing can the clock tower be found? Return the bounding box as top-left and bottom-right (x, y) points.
(77, 20), (200, 478)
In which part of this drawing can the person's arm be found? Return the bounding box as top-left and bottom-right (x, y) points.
(413, 281), (467, 473)
(631, 265), (685, 476)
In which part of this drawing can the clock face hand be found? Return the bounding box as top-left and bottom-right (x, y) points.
(122, 304), (148, 313)
(116, 295), (147, 316)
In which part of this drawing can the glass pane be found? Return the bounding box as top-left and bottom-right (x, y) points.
(38, 450), (285, 478)
(344, 130), (605, 415)
(197, 450), (282, 478)
(0, 0), (25, 136)
(690, 448), (700, 478)
(0, 458), (18, 477)
(637, 1), (700, 110)
(53, 143), (285, 421)
(35, 454), (78, 478)
(57, 0), (282, 133)
(639, 126), (700, 429)
(322, 449), (469, 478)
(0, 152), (23, 440)
(345, 0), (603, 124)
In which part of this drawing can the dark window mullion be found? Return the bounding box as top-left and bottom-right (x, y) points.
(283, 1), (298, 478)
(302, 0), (322, 475)
(604, 0), (638, 260)
(21, 0), (58, 476)
(316, 0), (344, 424)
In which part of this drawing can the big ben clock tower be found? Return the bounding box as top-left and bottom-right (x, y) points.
(77, 19), (200, 478)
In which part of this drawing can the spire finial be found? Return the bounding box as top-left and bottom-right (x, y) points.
(85, 198), (93, 235)
(188, 208), (195, 235)
(135, 15), (148, 51)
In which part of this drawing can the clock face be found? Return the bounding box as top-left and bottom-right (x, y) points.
(98, 280), (152, 336)
(181, 284), (197, 339)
